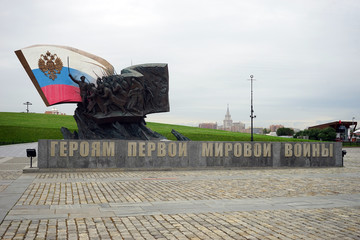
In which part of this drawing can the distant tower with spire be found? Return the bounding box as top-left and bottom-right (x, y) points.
(223, 104), (233, 131)
(199, 105), (245, 132)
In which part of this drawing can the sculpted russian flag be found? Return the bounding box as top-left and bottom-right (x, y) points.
(15, 45), (114, 106)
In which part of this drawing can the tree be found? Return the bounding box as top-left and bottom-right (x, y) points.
(294, 127), (336, 141)
(294, 130), (304, 139)
(307, 128), (321, 140)
(318, 127), (336, 141)
(276, 127), (294, 136)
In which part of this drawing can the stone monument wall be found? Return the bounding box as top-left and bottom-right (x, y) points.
(38, 140), (342, 169)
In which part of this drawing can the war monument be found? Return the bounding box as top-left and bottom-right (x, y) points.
(15, 45), (343, 169)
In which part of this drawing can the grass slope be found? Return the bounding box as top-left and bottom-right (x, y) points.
(147, 122), (307, 142)
(0, 112), (309, 144)
(0, 112), (77, 144)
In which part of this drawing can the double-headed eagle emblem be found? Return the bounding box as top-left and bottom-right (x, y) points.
(38, 51), (63, 80)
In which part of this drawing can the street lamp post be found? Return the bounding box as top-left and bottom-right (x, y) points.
(352, 117), (356, 139)
(23, 101), (32, 113)
(249, 75), (256, 141)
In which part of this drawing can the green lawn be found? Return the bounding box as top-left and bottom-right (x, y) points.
(146, 122), (308, 142)
(0, 112), (310, 144)
(0, 112), (77, 144)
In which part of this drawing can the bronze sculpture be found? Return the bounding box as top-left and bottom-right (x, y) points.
(65, 64), (170, 140)
(16, 45), (190, 140)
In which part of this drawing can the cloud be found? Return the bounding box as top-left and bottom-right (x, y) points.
(1, 0), (359, 130)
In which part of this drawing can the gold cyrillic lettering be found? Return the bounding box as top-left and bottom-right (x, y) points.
(234, 143), (242, 157)
(157, 142), (166, 157)
(303, 143), (310, 157)
(69, 141), (78, 157)
(225, 143), (233, 157)
(321, 144), (329, 157)
(91, 142), (100, 157)
(215, 143), (223, 157)
(244, 143), (252, 157)
(79, 142), (89, 157)
(128, 142), (136, 157)
(330, 144), (333, 157)
(147, 142), (156, 156)
(179, 142), (187, 157)
(168, 142), (177, 157)
(284, 143), (292, 157)
(254, 143), (261, 157)
(312, 144), (320, 157)
(138, 142), (146, 157)
(50, 141), (58, 157)
(294, 143), (302, 157)
(103, 142), (115, 157)
(202, 143), (213, 157)
(60, 142), (67, 157)
(263, 143), (271, 157)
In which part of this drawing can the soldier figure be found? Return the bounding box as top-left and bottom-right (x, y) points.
(69, 74), (88, 107)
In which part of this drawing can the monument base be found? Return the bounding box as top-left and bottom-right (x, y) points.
(61, 104), (166, 140)
(37, 140), (343, 169)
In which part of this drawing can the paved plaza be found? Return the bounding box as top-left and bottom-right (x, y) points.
(0, 143), (359, 239)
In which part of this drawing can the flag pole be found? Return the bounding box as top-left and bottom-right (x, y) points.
(67, 56), (70, 75)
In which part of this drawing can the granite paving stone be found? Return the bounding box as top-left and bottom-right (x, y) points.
(0, 145), (359, 239)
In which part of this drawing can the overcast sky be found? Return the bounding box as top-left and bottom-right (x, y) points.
(1, 0), (359, 130)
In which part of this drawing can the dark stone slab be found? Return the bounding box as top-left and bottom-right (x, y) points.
(38, 140), (343, 169)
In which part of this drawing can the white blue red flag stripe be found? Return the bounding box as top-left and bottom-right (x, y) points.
(15, 45), (114, 106)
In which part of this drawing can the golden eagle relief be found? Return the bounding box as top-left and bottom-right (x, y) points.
(38, 51), (63, 80)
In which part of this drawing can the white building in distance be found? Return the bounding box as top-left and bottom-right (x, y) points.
(217, 105), (245, 132)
